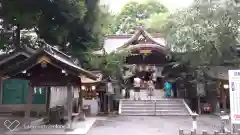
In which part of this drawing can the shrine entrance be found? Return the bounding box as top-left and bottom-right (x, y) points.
(126, 47), (168, 89)
(116, 28), (170, 89)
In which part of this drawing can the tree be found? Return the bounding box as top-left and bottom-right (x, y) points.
(142, 12), (170, 33)
(0, 0), (86, 49)
(0, 0), (105, 64)
(166, 0), (240, 81)
(86, 50), (129, 85)
(98, 5), (116, 36)
(113, 0), (168, 34)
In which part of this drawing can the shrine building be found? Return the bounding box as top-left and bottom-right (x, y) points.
(94, 28), (174, 89)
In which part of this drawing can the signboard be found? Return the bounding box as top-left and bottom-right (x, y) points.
(228, 70), (240, 124)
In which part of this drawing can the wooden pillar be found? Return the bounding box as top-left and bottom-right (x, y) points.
(24, 82), (33, 130)
(65, 84), (73, 131)
(222, 89), (227, 111)
(78, 80), (83, 113)
(0, 77), (3, 104)
(197, 96), (201, 114)
(46, 87), (51, 118)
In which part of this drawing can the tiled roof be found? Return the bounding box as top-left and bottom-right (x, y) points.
(205, 66), (233, 80)
(81, 71), (103, 83)
(103, 28), (166, 53)
(3, 46), (98, 80)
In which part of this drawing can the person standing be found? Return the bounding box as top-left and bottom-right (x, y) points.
(124, 79), (131, 99)
(133, 76), (141, 100)
(164, 80), (172, 98)
(152, 71), (157, 87)
(144, 68), (152, 88)
(147, 80), (155, 100)
(172, 82), (177, 98)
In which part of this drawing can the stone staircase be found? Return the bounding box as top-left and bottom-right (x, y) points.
(119, 99), (191, 116)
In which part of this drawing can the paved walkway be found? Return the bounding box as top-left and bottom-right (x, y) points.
(0, 116), (38, 133)
(87, 115), (229, 135)
(4, 117), (97, 134)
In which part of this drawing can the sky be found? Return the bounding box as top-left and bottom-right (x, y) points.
(101, 0), (194, 13)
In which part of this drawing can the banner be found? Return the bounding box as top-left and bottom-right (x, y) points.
(228, 70), (240, 124)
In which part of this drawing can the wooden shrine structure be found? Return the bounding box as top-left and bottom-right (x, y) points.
(0, 45), (97, 130)
(94, 27), (179, 89)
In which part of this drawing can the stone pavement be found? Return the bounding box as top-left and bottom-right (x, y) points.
(4, 117), (97, 134)
(87, 115), (230, 135)
(0, 116), (38, 133)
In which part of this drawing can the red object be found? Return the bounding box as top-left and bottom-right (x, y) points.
(234, 114), (240, 118)
(203, 103), (212, 113)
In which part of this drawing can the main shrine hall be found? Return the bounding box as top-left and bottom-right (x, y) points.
(93, 28), (175, 89)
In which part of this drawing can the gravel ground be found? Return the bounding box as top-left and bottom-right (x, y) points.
(87, 115), (232, 135)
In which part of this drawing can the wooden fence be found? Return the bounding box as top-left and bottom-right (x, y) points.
(179, 129), (240, 135)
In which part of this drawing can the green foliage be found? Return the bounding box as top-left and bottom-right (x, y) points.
(0, 0), (87, 49)
(167, 0), (240, 66)
(98, 5), (116, 36)
(143, 12), (170, 33)
(86, 50), (129, 83)
(113, 0), (168, 34)
(0, 0), (109, 64)
(0, 0), (42, 28)
(166, 0), (240, 80)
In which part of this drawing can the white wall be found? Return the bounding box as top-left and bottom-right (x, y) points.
(49, 87), (68, 109)
(83, 99), (98, 115)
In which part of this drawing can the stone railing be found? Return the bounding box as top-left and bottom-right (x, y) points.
(179, 129), (240, 135)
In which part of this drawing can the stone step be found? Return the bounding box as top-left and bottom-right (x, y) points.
(121, 100), (183, 104)
(119, 98), (190, 116)
(121, 102), (183, 105)
(120, 112), (155, 116)
(120, 113), (189, 116)
(121, 106), (186, 110)
(155, 113), (189, 116)
(0, 112), (12, 116)
(121, 104), (185, 107)
(121, 110), (187, 113)
(121, 98), (183, 100)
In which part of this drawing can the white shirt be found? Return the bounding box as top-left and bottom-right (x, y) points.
(133, 77), (141, 87)
(107, 83), (113, 93)
(148, 81), (155, 89)
(152, 72), (157, 81)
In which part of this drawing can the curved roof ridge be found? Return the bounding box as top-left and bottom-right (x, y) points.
(117, 28), (165, 50)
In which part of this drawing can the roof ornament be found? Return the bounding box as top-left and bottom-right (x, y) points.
(43, 43), (54, 54)
(38, 39), (54, 54)
(73, 58), (80, 65)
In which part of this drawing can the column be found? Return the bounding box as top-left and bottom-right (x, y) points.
(46, 87), (51, 118)
(0, 77), (2, 104)
(65, 84), (73, 131)
(24, 82), (34, 130)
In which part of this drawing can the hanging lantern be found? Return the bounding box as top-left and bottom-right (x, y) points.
(139, 49), (152, 55)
